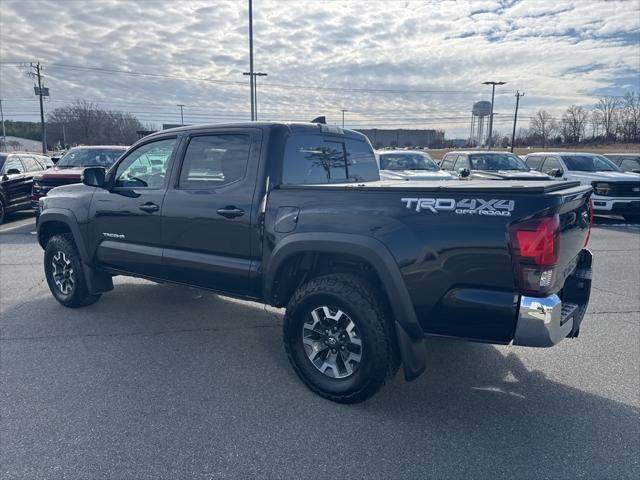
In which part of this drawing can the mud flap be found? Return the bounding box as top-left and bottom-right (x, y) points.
(395, 322), (427, 381)
(82, 263), (114, 295)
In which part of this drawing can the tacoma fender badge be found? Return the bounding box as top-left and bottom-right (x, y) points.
(102, 232), (125, 239)
(401, 198), (515, 216)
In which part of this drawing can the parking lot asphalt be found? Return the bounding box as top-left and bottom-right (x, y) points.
(1, 212), (639, 479)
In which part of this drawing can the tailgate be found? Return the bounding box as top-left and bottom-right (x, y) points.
(555, 187), (592, 286)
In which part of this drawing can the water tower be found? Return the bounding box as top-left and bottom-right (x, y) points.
(470, 101), (492, 147)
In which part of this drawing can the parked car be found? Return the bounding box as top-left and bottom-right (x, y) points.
(0, 151), (52, 224)
(32, 145), (128, 210)
(440, 151), (552, 180)
(602, 153), (640, 174)
(37, 122), (593, 403)
(524, 152), (640, 222)
(376, 150), (457, 181)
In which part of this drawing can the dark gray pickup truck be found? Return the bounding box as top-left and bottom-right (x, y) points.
(37, 122), (593, 403)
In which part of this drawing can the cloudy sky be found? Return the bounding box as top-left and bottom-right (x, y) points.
(1, 0), (639, 137)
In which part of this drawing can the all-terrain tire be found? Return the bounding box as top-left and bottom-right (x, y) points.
(283, 273), (399, 403)
(44, 233), (102, 308)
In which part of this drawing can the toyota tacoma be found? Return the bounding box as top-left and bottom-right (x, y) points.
(37, 122), (594, 403)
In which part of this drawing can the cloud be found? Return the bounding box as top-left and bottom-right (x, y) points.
(0, 0), (638, 137)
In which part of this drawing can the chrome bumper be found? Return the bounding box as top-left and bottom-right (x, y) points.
(513, 295), (573, 347)
(513, 249), (592, 347)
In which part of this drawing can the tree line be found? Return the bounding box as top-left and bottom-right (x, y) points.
(515, 92), (640, 147)
(2, 101), (145, 149)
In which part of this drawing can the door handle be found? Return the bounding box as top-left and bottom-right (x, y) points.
(139, 202), (160, 213)
(217, 206), (245, 219)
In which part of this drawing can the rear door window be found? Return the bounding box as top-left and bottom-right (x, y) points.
(282, 134), (379, 184)
(178, 134), (251, 188)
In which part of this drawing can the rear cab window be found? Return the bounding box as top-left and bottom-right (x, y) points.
(282, 133), (379, 185)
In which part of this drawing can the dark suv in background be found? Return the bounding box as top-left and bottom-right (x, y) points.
(32, 145), (128, 209)
(0, 151), (52, 224)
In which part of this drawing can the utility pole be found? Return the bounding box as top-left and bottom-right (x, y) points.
(341, 109), (348, 128)
(177, 104), (185, 125)
(0, 99), (6, 152)
(510, 91), (524, 153)
(244, 72), (267, 120)
(29, 62), (48, 154)
(248, 0), (255, 120)
(482, 80), (506, 150)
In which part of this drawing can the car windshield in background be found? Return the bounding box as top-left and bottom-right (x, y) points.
(379, 153), (439, 171)
(57, 148), (125, 168)
(561, 155), (620, 172)
(469, 153), (529, 171)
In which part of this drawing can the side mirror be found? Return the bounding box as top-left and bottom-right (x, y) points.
(458, 167), (470, 178)
(6, 168), (21, 175)
(82, 167), (107, 188)
(548, 168), (564, 178)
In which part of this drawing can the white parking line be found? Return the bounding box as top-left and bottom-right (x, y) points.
(0, 217), (36, 233)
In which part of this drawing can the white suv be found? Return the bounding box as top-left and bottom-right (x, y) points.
(524, 152), (640, 222)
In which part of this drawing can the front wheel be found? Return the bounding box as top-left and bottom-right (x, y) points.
(283, 274), (398, 403)
(44, 233), (101, 308)
(623, 214), (640, 223)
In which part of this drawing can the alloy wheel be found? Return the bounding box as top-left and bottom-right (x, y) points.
(51, 251), (75, 295)
(302, 306), (363, 378)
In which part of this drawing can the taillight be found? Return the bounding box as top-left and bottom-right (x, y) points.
(509, 214), (560, 294)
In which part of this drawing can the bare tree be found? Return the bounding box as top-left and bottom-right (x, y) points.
(594, 96), (620, 141)
(47, 100), (143, 146)
(529, 110), (558, 147)
(619, 91), (640, 143)
(561, 105), (587, 143)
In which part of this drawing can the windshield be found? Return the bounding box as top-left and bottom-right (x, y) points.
(379, 152), (439, 171)
(561, 155), (621, 172)
(469, 153), (529, 171)
(57, 148), (125, 167)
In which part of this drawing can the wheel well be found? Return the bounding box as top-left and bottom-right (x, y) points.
(38, 221), (72, 249)
(271, 252), (390, 311)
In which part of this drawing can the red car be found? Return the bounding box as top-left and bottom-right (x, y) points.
(32, 145), (128, 209)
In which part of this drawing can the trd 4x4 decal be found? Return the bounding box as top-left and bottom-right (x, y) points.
(401, 197), (515, 216)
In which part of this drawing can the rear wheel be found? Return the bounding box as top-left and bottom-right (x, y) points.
(283, 274), (398, 403)
(44, 233), (101, 308)
(623, 214), (640, 223)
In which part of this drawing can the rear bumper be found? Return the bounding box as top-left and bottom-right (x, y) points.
(591, 195), (640, 213)
(513, 249), (592, 347)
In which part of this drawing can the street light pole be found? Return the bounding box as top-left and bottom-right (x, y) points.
(510, 91), (524, 153)
(244, 72), (267, 120)
(341, 109), (347, 128)
(248, 0), (255, 121)
(482, 80), (506, 149)
(177, 104), (185, 126)
(0, 99), (6, 152)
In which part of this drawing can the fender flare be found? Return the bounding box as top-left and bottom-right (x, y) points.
(37, 208), (89, 262)
(265, 232), (426, 381)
